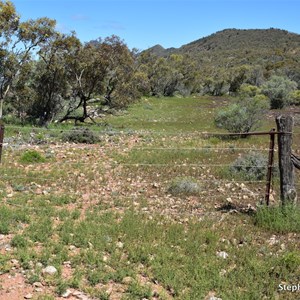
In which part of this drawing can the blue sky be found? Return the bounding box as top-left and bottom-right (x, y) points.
(11, 0), (300, 51)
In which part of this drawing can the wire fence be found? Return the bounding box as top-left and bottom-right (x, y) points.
(0, 124), (299, 209)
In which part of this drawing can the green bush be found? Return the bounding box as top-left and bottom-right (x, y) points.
(167, 176), (201, 196)
(214, 96), (268, 135)
(19, 150), (46, 163)
(229, 152), (277, 181)
(290, 90), (300, 105)
(261, 75), (297, 109)
(62, 128), (99, 144)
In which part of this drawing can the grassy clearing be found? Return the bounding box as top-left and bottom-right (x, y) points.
(0, 96), (299, 299)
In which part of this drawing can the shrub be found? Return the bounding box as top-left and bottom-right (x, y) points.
(167, 176), (201, 196)
(19, 150), (46, 163)
(290, 90), (300, 105)
(62, 128), (99, 144)
(214, 97), (268, 135)
(261, 75), (297, 109)
(229, 152), (276, 181)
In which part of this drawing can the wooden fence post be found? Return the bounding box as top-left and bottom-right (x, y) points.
(276, 115), (297, 204)
(0, 122), (4, 163)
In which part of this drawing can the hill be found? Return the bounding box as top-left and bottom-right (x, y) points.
(141, 28), (300, 97)
(147, 28), (300, 57)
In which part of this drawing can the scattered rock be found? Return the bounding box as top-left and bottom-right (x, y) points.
(122, 276), (133, 284)
(216, 251), (229, 259)
(116, 241), (124, 249)
(11, 259), (19, 266)
(33, 282), (43, 288)
(209, 296), (222, 300)
(62, 289), (73, 298)
(42, 265), (57, 276)
(102, 255), (109, 262)
(219, 269), (227, 276)
(268, 235), (278, 245)
(24, 294), (33, 299)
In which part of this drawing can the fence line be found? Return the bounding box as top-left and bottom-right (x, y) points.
(0, 144), (276, 151)
(0, 160), (277, 168)
(3, 124), (298, 136)
(0, 174), (267, 184)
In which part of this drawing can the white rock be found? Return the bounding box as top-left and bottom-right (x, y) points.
(216, 251), (229, 259)
(24, 294), (33, 299)
(116, 241), (124, 248)
(42, 265), (57, 276)
(33, 282), (43, 288)
(62, 289), (73, 298)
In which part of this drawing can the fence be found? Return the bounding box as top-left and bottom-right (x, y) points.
(0, 115), (299, 208)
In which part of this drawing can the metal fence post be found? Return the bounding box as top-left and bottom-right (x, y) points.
(0, 122), (4, 163)
(265, 128), (276, 206)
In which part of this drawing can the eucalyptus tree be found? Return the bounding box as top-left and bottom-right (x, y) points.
(60, 35), (139, 123)
(0, 0), (56, 119)
(29, 32), (81, 125)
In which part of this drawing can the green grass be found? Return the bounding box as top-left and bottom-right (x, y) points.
(0, 95), (299, 299)
(254, 204), (300, 233)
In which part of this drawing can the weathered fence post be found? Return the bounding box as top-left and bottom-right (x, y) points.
(0, 122), (4, 163)
(276, 115), (297, 204)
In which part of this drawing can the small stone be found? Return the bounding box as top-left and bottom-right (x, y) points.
(11, 259), (19, 266)
(42, 265), (57, 276)
(268, 235), (278, 245)
(33, 282), (43, 287)
(280, 243), (286, 251)
(24, 294), (33, 299)
(35, 288), (43, 292)
(62, 289), (73, 298)
(219, 269), (227, 276)
(5, 245), (12, 252)
(116, 241), (124, 249)
(122, 276), (133, 284)
(216, 251), (229, 259)
(69, 245), (76, 251)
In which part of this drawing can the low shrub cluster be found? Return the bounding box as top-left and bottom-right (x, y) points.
(62, 128), (100, 144)
(167, 176), (201, 196)
(229, 152), (274, 181)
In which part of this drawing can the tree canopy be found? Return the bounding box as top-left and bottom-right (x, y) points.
(0, 1), (299, 125)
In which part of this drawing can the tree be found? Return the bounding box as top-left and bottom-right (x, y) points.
(261, 75), (298, 109)
(0, 0), (56, 119)
(28, 32), (80, 125)
(59, 35), (139, 123)
(228, 66), (249, 95)
(214, 96), (269, 135)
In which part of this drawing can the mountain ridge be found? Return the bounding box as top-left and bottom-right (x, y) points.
(145, 28), (300, 57)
